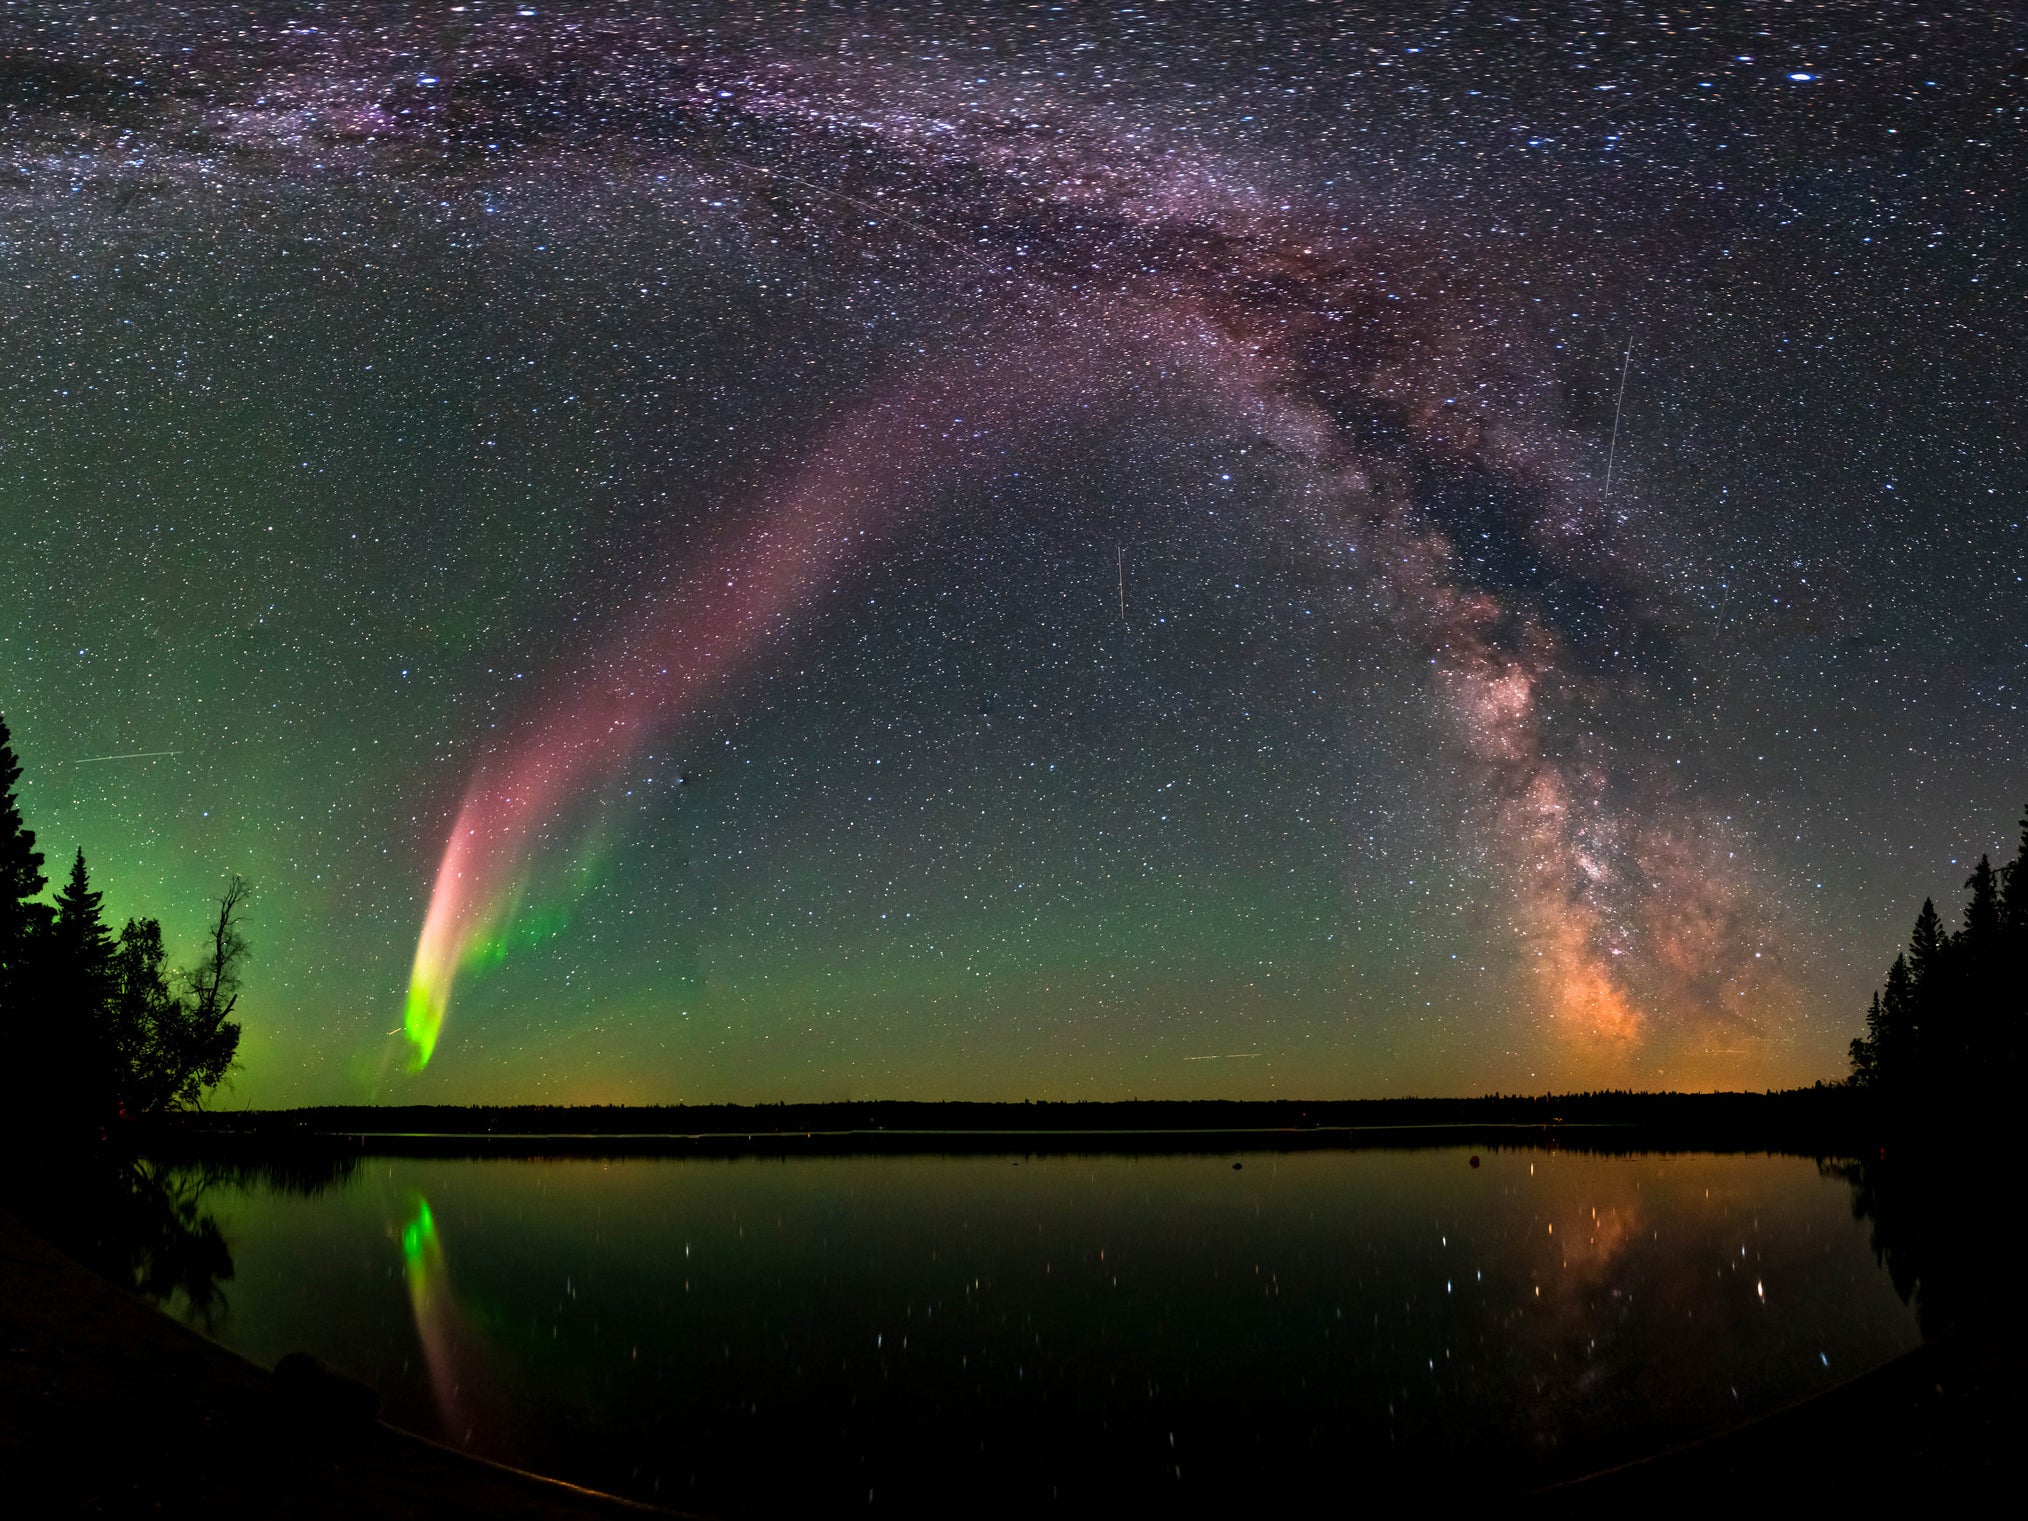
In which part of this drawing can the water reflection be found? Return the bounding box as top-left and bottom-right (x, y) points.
(10, 1150), (355, 1332)
(153, 1147), (1927, 1510)
(398, 1194), (503, 1447)
(1828, 1148), (2015, 1361)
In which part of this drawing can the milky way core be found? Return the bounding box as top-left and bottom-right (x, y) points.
(3, 3), (2018, 1101)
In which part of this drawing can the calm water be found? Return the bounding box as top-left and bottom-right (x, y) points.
(173, 1147), (1916, 1511)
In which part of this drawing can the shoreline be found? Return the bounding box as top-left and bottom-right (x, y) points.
(140, 1120), (1862, 1162)
(138, 1089), (1883, 1161)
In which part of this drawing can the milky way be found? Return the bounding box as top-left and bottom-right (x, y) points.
(2, 3), (2018, 1100)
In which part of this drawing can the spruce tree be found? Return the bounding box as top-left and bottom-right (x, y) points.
(2002, 807), (2028, 1069)
(52, 850), (115, 984)
(0, 712), (48, 1003)
(50, 849), (118, 1123)
(1905, 898), (1950, 1088)
(1855, 805), (2028, 1108)
(1961, 856), (2002, 947)
(1908, 897), (1948, 993)
(1849, 990), (1884, 1086)
(1876, 953), (1916, 1092)
(1957, 856), (2003, 1080)
(2001, 808), (2028, 938)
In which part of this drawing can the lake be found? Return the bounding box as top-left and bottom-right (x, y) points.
(168, 1145), (1916, 1511)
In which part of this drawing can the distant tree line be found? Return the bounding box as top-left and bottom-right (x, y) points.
(1848, 804), (2028, 1106)
(0, 712), (244, 1137)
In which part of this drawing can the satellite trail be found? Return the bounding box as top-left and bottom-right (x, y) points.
(1602, 340), (1633, 513)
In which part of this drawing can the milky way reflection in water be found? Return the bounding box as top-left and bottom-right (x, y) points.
(181, 1148), (1915, 1509)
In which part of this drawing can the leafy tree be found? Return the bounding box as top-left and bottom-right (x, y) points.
(102, 884), (246, 1117)
(162, 877), (247, 1111)
(109, 919), (182, 1114)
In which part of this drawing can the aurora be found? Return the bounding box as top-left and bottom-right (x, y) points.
(403, 337), (1097, 1069)
(399, 1195), (492, 1444)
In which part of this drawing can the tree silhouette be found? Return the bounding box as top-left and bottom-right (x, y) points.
(0, 714), (51, 1044)
(2003, 809), (2028, 927)
(97, 893), (245, 1119)
(1849, 804), (2028, 1111)
(52, 849), (116, 985)
(1961, 855), (2002, 944)
(2001, 810), (2028, 1065)
(0, 710), (246, 1135)
(1877, 952), (1916, 1090)
(110, 919), (186, 1115)
(148, 879), (246, 1113)
(1952, 856), (2003, 1082)
(1907, 895), (1946, 991)
(1848, 990), (1884, 1087)
(51, 850), (119, 1124)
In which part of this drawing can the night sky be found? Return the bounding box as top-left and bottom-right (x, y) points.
(2, 3), (2018, 1106)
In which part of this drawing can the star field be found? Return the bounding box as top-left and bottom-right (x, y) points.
(0, 2), (2019, 1103)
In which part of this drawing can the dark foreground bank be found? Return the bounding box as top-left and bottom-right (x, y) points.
(0, 1212), (678, 1520)
(1555, 1341), (2002, 1502)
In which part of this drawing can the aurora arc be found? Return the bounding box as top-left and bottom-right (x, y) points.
(403, 345), (1086, 1069)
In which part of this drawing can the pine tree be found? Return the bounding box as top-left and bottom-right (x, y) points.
(1904, 897), (1951, 1088)
(52, 850), (115, 985)
(1875, 953), (1916, 1093)
(2001, 808), (2028, 938)
(1848, 989), (1884, 1086)
(50, 849), (119, 1123)
(1854, 805), (2028, 1110)
(1961, 856), (2002, 947)
(0, 711), (49, 1002)
(1908, 897), (1948, 993)
(2001, 807), (2028, 1070)
(1955, 855), (2003, 1081)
